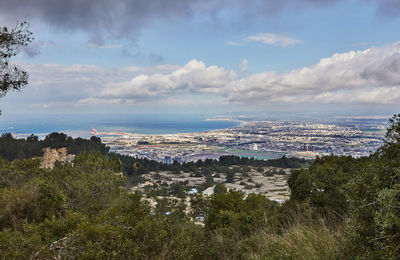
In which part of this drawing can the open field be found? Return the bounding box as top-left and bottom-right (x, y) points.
(131, 166), (291, 202)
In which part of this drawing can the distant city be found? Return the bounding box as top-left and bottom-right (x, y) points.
(96, 117), (387, 164)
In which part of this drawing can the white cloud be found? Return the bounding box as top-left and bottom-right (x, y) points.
(245, 33), (301, 47)
(227, 33), (301, 47)
(240, 58), (248, 72)
(5, 42), (400, 112)
(225, 42), (400, 104)
(2, 63), (178, 111)
(98, 59), (237, 100)
(93, 42), (400, 105)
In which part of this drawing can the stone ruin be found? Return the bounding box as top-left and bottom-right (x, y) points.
(40, 147), (75, 169)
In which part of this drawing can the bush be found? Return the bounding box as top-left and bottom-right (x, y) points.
(226, 171), (235, 183)
(206, 191), (279, 236)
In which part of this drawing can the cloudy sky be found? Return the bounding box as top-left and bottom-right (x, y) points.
(1, 0), (400, 118)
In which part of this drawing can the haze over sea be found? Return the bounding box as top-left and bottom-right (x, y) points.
(0, 114), (240, 138)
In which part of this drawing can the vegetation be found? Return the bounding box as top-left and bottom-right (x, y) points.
(0, 132), (109, 161)
(0, 22), (32, 115)
(0, 132), (308, 182)
(1, 114), (400, 258)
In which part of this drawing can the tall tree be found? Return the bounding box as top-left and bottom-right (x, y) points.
(0, 22), (32, 114)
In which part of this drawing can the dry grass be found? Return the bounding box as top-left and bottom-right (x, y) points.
(241, 221), (342, 260)
(0, 186), (40, 230)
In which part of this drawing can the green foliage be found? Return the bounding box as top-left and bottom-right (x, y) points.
(2, 114), (400, 258)
(219, 154), (308, 168)
(226, 170), (235, 183)
(57, 153), (124, 215)
(343, 114), (400, 259)
(0, 159), (65, 230)
(204, 174), (215, 188)
(1, 22), (32, 115)
(190, 193), (211, 220)
(0, 132), (109, 161)
(385, 114), (400, 145)
(206, 190), (279, 236)
(0, 153), (208, 259)
(213, 183), (227, 194)
(0, 153), (123, 231)
(285, 114), (400, 259)
(288, 155), (365, 219)
(168, 181), (187, 198)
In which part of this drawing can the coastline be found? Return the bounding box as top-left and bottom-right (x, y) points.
(1, 116), (242, 138)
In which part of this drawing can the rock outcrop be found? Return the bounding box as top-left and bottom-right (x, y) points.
(40, 147), (75, 169)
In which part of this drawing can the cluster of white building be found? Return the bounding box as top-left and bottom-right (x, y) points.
(99, 120), (385, 162)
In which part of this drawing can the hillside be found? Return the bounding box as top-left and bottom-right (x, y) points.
(0, 114), (399, 259)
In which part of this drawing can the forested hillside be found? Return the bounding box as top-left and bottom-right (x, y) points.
(0, 114), (399, 259)
(0, 132), (307, 181)
(0, 132), (109, 161)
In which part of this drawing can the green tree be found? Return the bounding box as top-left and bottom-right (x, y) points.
(288, 155), (364, 220)
(344, 114), (400, 258)
(226, 169), (235, 183)
(205, 190), (279, 235)
(0, 22), (32, 114)
(204, 174), (214, 188)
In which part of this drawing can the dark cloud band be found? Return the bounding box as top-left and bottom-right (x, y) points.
(1, 0), (390, 43)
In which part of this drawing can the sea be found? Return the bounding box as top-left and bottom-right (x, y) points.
(0, 114), (240, 138)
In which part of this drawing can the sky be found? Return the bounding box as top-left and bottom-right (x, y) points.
(1, 0), (400, 119)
